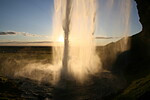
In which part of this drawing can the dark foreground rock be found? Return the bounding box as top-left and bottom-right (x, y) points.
(0, 76), (53, 100)
(0, 72), (125, 100)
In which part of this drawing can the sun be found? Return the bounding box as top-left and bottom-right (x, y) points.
(58, 35), (64, 43)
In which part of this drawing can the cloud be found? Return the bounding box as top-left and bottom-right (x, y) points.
(95, 36), (120, 39)
(0, 41), (53, 46)
(0, 31), (47, 37)
(0, 32), (17, 35)
(20, 32), (42, 37)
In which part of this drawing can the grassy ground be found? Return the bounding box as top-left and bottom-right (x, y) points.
(114, 74), (150, 100)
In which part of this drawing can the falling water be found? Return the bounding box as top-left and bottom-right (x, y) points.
(6, 0), (132, 84)
(51, 0), (132, 83)
(106, 0), (131, 51)
(62, 0), (71, 79)
(122, 0), (131, 51)
(52, 0), (101, 82)
(67, 0), (101, 81)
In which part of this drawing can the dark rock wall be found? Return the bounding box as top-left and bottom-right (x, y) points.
(135, 0), (150, 36)
(109, 0), (150, 83)
(113, 0), (150, 81)
(131, 0), (150, 60)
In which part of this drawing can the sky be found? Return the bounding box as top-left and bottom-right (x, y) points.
(0, 0), (142, 46)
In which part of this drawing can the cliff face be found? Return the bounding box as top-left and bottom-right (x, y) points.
(131, 0), (150, 59)
(128, 0), (150, 75)
(135, 0), (150, 36)
(109, 1), (150, 99)
(112, 0), (150, 81)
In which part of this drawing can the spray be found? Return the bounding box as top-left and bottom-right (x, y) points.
(52, 0), (101, 83)
(0, 0), (132, 84)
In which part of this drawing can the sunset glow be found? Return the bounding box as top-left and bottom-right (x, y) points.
(57, 35), (64, 43)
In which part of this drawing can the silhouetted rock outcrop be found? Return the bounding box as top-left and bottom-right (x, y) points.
(108, 0), (150, 99)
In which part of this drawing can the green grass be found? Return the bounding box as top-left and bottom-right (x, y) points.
(114, 74), (150, 100)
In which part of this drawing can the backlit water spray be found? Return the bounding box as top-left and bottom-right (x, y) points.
(3, 0), (132, 84)
(51, 0), (131, 83)
(52, 0), (101, 83)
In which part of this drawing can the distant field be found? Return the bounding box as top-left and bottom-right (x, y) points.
(0, 46), (52, 61)
(0, 46), (54, 77)
(0, 46), (52, 53)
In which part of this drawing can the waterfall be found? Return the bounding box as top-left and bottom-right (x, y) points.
(52, 0), (101, 82)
